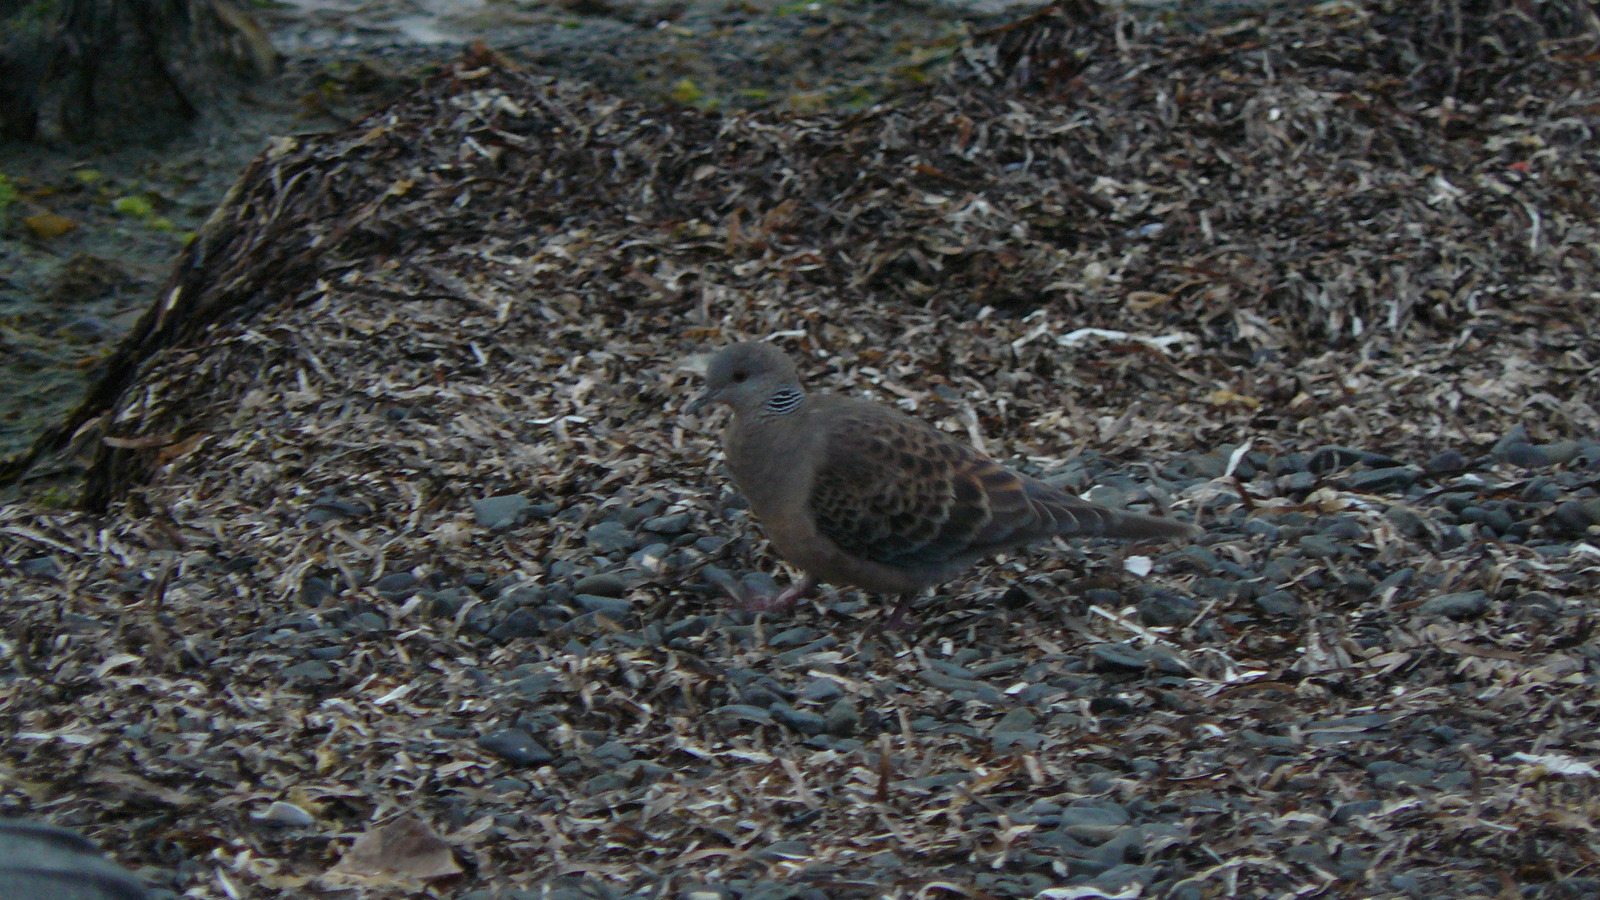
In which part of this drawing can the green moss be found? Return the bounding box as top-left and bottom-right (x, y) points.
(0, 174), (17, 227)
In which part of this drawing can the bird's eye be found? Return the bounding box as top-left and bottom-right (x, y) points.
(731, 371), (749, 383)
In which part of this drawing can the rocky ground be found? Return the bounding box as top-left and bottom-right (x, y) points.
(3, 1), (1600, 899)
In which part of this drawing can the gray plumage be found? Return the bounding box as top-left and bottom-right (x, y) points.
(691, 342), (1198, 612)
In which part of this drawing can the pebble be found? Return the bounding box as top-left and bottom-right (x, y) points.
(1552, 500), (1598, 535)
(1307, 446), (1402, 473)
(1417, 590), (1489, 620)
(822, 699), (860, 735)
(1057, 798), (1131, 842)
(1424, 448), (1468, 472)
(571, 572), (627, 598)
(305, 495), (371, 525)
(478, 728), (555, 766)
(257, 801), (316, 826)
(769, 702), (827, 735)
(767, 626), (820, 649)
(713, 704), (774, 726)
(1089, 643), (1189, 675)
(1346, 465), (1420, 492)
(574, 594), (633, 619)
(373, 571), (418, 599)
(470, 494), (533, 529)
(1241, 518), (1280, 540)
(18, 556), (62, 578)
(1385, 506), (1426, 538)
(1296, 534), (1343, 558)
(641, 512), (691, 534)
(282, 660), (335, 682)
(488, 607), (546, 641)
(584, 520), (637, 554)
(1138, 590), (1198, 625)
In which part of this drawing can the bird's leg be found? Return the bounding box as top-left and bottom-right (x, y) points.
(884, 595), (922, 631)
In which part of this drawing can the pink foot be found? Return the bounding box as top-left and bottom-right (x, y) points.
(704, 568), (816, 613)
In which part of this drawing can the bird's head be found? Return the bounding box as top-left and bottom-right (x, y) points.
(690, 342), (802, 417)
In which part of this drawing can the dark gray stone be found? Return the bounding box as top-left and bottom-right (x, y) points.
(574, 594), (633, 619)
(768, 626), (820, 649)
(822, 699), (860, 735)
(470, 494), (533, 529)
(1347, 465), (1420, 493)
(1297, 534), (1343, 558)
(374, 571), (419, 599)
(770, 702), (827, 735)
(1418, 590), (1489, 620)
(641, 512), (692, 534)
(478, 728), (555, 766)
(18, 556), (63, 578)
(1424, 448), (1468, 472)
(1253, 590), (1302, 616)
(1386, 506), (1427, 538)
(1138, 590), (1199, 625)
(488, 607), (546, 641)
(1057, 799), (1131, 843)
(584, 520), (637, 554)
(713, 704), (775, 725)
(571, 572), (628, 598)
(1241, 518), (1280, 540)
(283, 660), (335, 682)
(591, 740), (634, 763)
(799, 678), (843, 703)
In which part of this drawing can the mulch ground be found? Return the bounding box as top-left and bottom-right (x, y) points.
(3, 2), (1599, 898)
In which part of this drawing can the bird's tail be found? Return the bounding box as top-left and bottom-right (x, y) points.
(1025, 478), (1200, 541)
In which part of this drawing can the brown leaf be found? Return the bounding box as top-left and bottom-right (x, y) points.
(327, 816), (462, 883)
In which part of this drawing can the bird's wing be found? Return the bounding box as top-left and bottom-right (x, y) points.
(807, 406), (1059, 569)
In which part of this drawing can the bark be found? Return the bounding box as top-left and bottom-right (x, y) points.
(0, 0), (277, 144)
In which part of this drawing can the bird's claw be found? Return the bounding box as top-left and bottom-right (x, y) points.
(703, 567), (815, 613)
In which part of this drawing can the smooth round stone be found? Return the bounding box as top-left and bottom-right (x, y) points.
(1385, 506), (1426, 538)
(1500, 441), (1544, 467)
(1254, 590), (1303, 616)
(257, 801), (316, 826)
(1297, 534), (1344, 558)
(770, 702), (828, 735)
(1138, 591), (1199, 625)
(477, 728), (555, 766)
(590, 740), (634, 763)
(282, 660), (335, 682)
(574, 594), (632, 618)
(641, 512), (691, 534)
(19, 556), (63, 578)
(1424, 448), (1468, 472)
(1418, 590), (1489, 620)
(822, 699), (860, 735)
(488, 608), (546, 641)
(1241, 518), (1280, 540)
(1346, 465), (1420, 493)
(1057, 799), (1131, 842)
(571, 572), (627, 598)
(583, 520), (637, 554)
(470, 494), (533, 529)
(373, 571), (418, 599)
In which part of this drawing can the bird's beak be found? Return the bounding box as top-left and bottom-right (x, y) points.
(688, 389), (716, 415)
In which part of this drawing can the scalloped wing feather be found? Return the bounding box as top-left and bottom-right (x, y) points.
(807, 404), (1194, 572)
(810, 407), (1055, 569)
